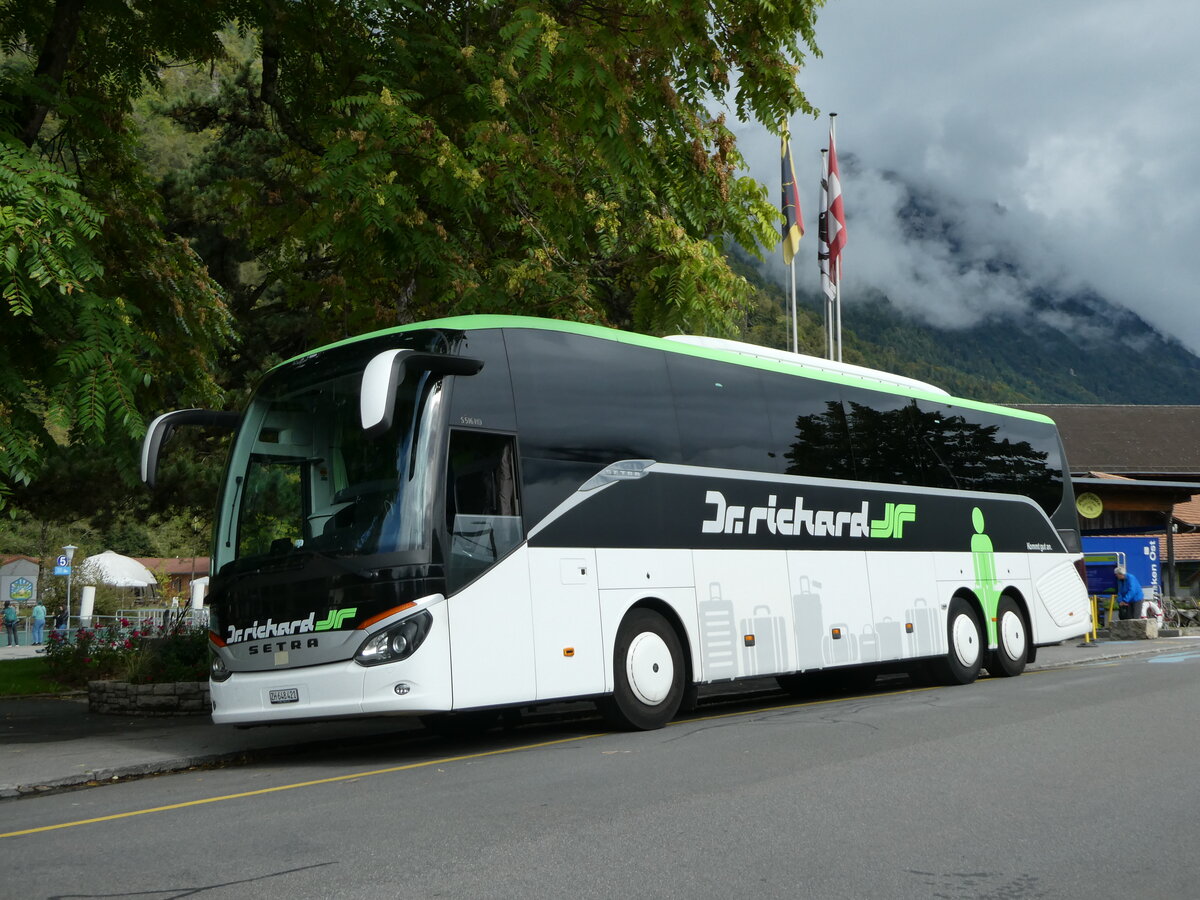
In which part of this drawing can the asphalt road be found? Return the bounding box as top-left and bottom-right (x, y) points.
(4, 651), (1199, 900)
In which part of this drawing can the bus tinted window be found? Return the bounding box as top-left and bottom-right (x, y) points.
(446, 328), (517, 432)
(507, 330), (681, 525)
(667, 353), (775, 473)
(842, 388), (957, 488)
(445, 429), (522, 592)
(507, 331), (681, 465)
(915, 400), (1063, 513)
(763, 372), (854, 479)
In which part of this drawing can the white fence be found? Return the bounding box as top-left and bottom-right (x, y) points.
(4, 608), (209, 647)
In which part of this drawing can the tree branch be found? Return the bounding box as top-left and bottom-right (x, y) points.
(259, 13), (324, 157)
(17, 0), (85, 147)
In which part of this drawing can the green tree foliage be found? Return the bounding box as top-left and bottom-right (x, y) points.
(2, 0), (826, 518)
(167, 1), (823, 368)
(0, 0), (243, 507)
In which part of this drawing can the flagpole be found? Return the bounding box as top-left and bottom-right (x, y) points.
(830, 113), (841, 362)
(780, 118), (804, 355)
(789, 261), (798, 354)
(823, 293), (831, 359)
(835, 259), (843, 361)
(827, 113), (846, 363)
(819, 148), (831, 360)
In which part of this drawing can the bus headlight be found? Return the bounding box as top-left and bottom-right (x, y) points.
(210, 652), (232, 682)
(355, 610), (433, 666)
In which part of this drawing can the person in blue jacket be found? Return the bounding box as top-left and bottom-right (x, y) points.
(1115, 565), (1144, 619)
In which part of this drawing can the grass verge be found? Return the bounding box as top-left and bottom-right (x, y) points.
(0, 657), (71, 696)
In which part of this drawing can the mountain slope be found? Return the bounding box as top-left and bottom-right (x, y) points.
(730, 250), (1200, 404)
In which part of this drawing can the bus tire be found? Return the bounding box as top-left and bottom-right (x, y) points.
(600, 608), (685, 731)
(987, 595), (1028, 677)
(930, 597), (983, 685)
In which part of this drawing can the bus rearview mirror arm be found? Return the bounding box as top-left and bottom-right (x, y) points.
(141, 409), (240, 488)
(360, 350), (484, 438)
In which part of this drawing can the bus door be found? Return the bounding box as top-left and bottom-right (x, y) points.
(443, 430), (537, 709)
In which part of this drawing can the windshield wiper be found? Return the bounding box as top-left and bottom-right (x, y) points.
(224, 476), (243, 549)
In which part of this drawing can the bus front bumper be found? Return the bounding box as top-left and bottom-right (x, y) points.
(211, 626), (453, 726)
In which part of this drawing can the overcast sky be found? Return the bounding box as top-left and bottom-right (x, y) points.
(734, 0), (1200, 355)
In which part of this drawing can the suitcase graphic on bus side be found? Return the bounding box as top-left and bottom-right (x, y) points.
(906, 598), (939, 657)
(875, 616), (904, 660)
(822, 622), (859, 666)
(699, 582), (738, 680)
(859, 624), (879, 663)
(740, 605), (789, 676)
(791, 576), (824, 671)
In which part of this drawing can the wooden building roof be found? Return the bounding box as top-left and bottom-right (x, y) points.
(1011, 404), (1200, 477)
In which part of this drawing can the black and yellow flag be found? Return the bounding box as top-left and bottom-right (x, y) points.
(781, 124), (805, 265)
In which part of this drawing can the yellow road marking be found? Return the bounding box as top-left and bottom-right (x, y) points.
(0, 676), (1034, 839)
(0, 733), (601, 838)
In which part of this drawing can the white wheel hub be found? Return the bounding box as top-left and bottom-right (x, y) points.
(625, 631), (673, 706)
(999, 610), (1025, 661)
(950, 613), (980, 668)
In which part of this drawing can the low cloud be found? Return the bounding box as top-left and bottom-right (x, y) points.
(734, 0), (1200, 355)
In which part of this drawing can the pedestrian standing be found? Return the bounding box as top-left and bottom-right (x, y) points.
(31, 599), (46, 645)
(2, 600), (18, 646)
(1115, 565), (1144, 620)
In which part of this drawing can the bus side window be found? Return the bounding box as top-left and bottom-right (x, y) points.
(445, 430), (522, 592)
(764, 373), (855, 480)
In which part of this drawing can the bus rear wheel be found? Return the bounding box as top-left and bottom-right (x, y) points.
(600, 608), (685, 731)
(987, 595), (1028, 678)
(930, 597), (983, 685)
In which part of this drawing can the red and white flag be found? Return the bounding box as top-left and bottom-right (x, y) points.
(820, 117), (847, 300)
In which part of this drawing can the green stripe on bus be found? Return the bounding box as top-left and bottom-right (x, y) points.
(275, 315), (1055, 426)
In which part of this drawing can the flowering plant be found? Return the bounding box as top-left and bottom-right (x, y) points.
(44, 616), (209, 687)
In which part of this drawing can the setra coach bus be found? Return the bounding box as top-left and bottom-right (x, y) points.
(141, 315), (1092, 730)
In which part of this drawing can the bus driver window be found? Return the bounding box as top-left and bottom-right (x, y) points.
(445, 430), (522, 590)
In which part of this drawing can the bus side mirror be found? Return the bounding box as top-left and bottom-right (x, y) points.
(360, 350), (484, 438)
(141, 409), (240, 488)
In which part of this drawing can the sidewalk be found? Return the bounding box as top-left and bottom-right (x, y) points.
(3, 635), (1199, 800)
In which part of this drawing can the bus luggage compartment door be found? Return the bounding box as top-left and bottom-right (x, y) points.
(528, 549), (603, 701)
(447, 546), (536, 709)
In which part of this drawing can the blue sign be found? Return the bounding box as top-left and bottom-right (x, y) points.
(1083, 552), (1119, 594)
(1082, 537), (1159, 597)
(54, 565), (71, 577)
(56, 555), (68, 567)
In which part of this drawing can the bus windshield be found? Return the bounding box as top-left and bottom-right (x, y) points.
(213, 360), (445, 573)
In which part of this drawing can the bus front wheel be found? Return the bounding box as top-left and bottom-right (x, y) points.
(930, 597), (983, 685)
(987, 595), (1028, 677)
(600, 608), (685, 731)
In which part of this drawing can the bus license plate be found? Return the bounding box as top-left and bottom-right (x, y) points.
(269, 688), (300, 704)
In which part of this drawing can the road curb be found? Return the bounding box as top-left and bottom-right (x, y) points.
(0, 751), (251, 800)
(1027, 639), (1195, 671)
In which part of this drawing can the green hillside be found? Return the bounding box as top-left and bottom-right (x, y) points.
(731, 255), (1200, 405)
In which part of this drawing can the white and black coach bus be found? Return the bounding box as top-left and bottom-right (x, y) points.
(141, 315), (1091, 729)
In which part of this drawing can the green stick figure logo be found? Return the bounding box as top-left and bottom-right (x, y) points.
(971, 507), (1000, 645)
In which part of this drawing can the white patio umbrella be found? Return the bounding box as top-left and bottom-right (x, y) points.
(78, 551), (157, 588)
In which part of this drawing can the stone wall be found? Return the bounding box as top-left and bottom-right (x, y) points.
(88, 680), (211, 716)
(1106, 618), (1160, 640)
